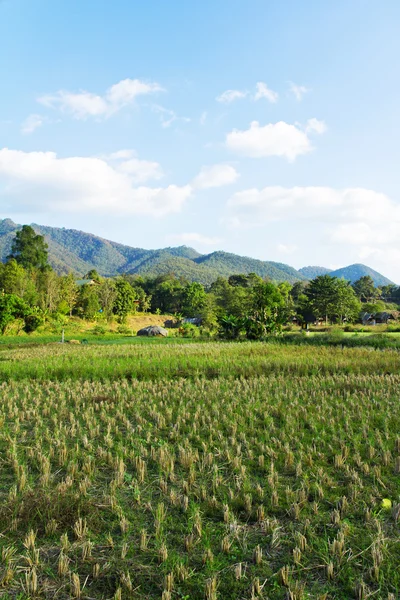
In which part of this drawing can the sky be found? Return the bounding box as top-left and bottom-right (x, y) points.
(1, 0), (400, 282)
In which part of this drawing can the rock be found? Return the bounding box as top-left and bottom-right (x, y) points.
(137, 325), (168, 337)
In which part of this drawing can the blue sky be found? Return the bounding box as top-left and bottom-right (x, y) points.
(1, 0), (400, 281)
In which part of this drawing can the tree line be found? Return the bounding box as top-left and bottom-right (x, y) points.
(1, 225), (399, 337)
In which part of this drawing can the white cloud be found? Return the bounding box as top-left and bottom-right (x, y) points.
(200, 111), (207, 125)
(152, 104), (191, 128)
(104, 149), (135, 160)
(306, 118), (327, 134)
(226, 119), (325, 161)
(289, 82), (309, 101)
(117, 158), (164, 184)
(0, 148), (191, 217)
(277, 243), (297, 255)
(254, 82), (278, 103)
(216, 89), (248, 103)
(38, 78), (163, 120)
(168, 232), (222, 246)
(21, 114), (45, 135)
(227, 185), (400, 281)
(192, 164), (239, 189)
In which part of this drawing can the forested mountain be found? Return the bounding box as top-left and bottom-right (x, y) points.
(328, 264), (393, 286)
(299, 266), (333, 279)
(0, 219), (394, 285)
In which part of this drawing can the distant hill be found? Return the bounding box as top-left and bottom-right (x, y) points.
(0, 219), (394, 286)
(0, 219), (307, 284)
(299, 266), (332, 279)
(329, 264), (394, 286)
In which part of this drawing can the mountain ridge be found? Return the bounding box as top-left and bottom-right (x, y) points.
(0, 219), (394, 286)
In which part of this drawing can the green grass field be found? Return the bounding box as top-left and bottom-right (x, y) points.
(0, 340), (399, 599)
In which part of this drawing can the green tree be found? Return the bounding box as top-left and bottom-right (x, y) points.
(306, 275), (360, 324)
(352, 276), (379, 302)
(151, 277), (185, 314)
(0, 259), (28, 296)
(113, 279), (137, 323)
(182, 282), (207, 317)
(210, 277), (252, 318)
(333, 279), (361, 323)
(97, 279), (117, 321)
(244, 281), (290, 338)
(379, 284), (397, 302)
(59, 273), (79, 316)
(84, 269), (102, 283)
(37, 269), (60, 314)
(8, 225), (49, 270)
(77, 284), (101, 321)
(0, 293), (38, 334)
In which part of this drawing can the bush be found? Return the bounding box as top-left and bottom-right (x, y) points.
(91, 325), (107, 336)
(24, 312), (44, 333)
(116, 325), (135, 335)
(178, 323), (200, 338)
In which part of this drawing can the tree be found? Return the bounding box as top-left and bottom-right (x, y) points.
(210, 277), (252, 318)
(182, 282), (207, 317)
(59, 273), (79, 316)
(97, 279), (117, 321)
(37, 269), (60, 314)
(306, 275), (360, 324)
(77, 284), (101, 321)
(150, 277), (185, 314)
(379, 284), (397, 302)
(244, 281), (291, 338)
(8, 225), (49, 270)
(0, 293), (40, 334)
(113, 279), (137, 323)
(84, 269), (102, 283)
(352, 276), (379, 302)
(333, 279), (361, 323)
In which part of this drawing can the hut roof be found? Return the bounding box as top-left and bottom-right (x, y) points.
(137, 325), (168, 337)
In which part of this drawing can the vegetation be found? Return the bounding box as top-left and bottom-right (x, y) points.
(0, 341), (399, 599)
(0, 237), (399, 340)
(8, 225), (49, 270)
(2, 220), (394, 287)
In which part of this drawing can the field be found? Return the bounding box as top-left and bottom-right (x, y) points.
(0, 341), (399, 599)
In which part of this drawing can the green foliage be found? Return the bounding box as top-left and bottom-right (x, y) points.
(8, 225), (49, 269)
(298, 265), (332, 278)
(352, 275), (380, 302)
(305, 275), (361, 324)
(0, 293), (41, 334)
(113, 279), (137, 323)
(77, 284), (101, 320)
(182, 281), (207, 317)
(329, 263), (393, 286)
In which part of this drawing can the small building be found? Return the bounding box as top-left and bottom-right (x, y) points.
(360, 311), (397, 325)
(76, 279), (97, 287)
(137, 325), (168, 337)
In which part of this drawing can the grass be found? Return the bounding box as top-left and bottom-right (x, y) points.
(0, 340), (399, 381)
(0, 341), (399, 599)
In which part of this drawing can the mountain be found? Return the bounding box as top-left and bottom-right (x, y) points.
(0, 219), (394, 286)
(299, 266), (333, 279)
(329, 264), (394, 286)
(0, 219), (307, 284)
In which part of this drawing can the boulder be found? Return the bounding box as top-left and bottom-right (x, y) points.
(137, 325), (168, 337)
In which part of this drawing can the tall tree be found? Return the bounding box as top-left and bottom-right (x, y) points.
(182, 282), (207, 317)
(306, 275), (360, 324)
(352, 276), (379, 302)
(59, 273), (79, 316)
(8, 225), (49, 270)
(113, 279), (137, 323)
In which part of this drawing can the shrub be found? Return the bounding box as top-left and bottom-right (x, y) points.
(91, 325), (107, 336)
